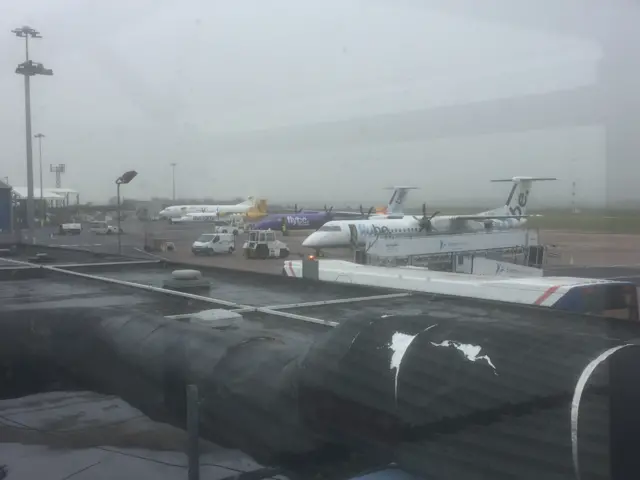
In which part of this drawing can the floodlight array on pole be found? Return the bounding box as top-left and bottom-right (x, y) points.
(50, 163), (65, 188)
(12, 25), (53, 240)
(116, 170), (138, 254)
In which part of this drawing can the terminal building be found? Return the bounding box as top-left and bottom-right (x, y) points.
(11, 186), (80, 208)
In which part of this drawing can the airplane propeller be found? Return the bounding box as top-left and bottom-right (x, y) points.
(359, 205), (375, 219)
(413, 203), (440, 233)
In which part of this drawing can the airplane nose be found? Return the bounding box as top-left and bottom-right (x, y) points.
(302, 234), (316, 248)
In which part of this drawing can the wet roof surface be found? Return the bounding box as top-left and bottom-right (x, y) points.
(77, 264), (392, 307)
(0, 252), (628, 332)
(0, 274), (213, 318)
(0, 245), (143, 267)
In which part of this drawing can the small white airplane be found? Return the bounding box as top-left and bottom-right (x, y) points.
(159, 197), (263, 220)
(301, 176), (556, 250)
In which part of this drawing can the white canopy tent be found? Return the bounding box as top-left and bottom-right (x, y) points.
(12, 187), (79, 207)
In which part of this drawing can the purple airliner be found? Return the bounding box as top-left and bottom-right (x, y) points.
(253, 210), (332, 231)
(253, 205), (375, 231)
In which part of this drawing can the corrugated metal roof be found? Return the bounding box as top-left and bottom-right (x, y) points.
(11, 186), (66, 200)
(48, 188), (79, 195)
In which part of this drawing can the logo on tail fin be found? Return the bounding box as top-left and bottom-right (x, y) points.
(508, 186), (530, 219)
(491, 177), (556, 220)
(256, 199), (268, 213)
(386, 186), (418, 216)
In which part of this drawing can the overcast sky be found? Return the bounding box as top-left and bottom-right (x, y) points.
(0, 0), (624, 207)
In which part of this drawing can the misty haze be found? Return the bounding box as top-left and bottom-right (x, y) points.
(1, 1), (636, 208)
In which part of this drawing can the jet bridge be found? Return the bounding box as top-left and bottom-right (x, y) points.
(364, 228), (543, 271)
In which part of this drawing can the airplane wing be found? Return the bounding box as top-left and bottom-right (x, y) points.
(449, 214), (532, 221)
(332, 210), (370, 218)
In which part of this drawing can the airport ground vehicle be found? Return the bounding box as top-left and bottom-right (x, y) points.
(191, 233), (235, 255)
(58, 223), (82, 235)
(283, 259), (640, 321)
(89, 221), (121, 234)
(243, 230), (289, 259)
(214, 219), (245, 235)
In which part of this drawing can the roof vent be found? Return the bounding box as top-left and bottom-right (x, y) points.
(28, 252), (54, 263)
(162, 269), (210, 291)
(190, 309), (244, 329)
(166, 309), (245, 329)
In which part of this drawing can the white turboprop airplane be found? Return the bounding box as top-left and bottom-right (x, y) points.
(301, 176), (556, 250)
(159, 197), (261, 220)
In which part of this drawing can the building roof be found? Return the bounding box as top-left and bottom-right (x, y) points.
(48, 188), (79, 195)
(0, 179), (10, 189)
(1, 246), (640, 478)
(11, 186), (66, 200)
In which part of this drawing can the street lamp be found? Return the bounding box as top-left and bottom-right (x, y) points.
(34, 133), (45, 225)
(115, 170), (138, 254)
(170, 163), (177, 201)
(12, 25), (53, 240)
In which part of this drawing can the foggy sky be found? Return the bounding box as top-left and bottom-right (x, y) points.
(0, 0), (616, 207)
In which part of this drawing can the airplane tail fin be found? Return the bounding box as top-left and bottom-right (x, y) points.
(385, 186), (418, 216)
(256, 199), (268, 213)
(245, 199), (268, 218)
(490, 176), (557, 218)
(239, 196), (255, 206)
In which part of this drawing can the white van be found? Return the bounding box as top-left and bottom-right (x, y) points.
(89, 221), (121, 235)
(58, 223), (82, 235)
(191, 233), (235, 256)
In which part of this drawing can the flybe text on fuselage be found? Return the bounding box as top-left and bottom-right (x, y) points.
(287, 215), (311, 227)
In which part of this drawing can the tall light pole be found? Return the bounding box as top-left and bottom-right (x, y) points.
(34, 133), (45, 225)
(12, 25), (53, 239)
(115, 170), (138, 255)
(170, 163), (177, 201)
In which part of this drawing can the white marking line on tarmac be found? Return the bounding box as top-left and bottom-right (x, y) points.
(57, 244), (103, 247)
